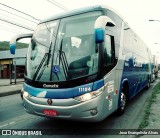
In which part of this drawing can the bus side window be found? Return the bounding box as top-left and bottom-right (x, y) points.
(104, 35), (115, 65)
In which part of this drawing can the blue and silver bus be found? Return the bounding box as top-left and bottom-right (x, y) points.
(10, 5), (150, 122)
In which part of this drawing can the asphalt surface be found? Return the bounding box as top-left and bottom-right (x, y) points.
(0, 79), (159, 138)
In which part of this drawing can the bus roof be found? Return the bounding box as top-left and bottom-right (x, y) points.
(39, 5), (124, 24)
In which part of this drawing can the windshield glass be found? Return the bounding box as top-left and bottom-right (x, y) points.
(26, 11), (101, 82)
(26, 20), (59, 81)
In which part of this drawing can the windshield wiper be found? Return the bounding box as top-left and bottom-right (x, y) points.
(59, 39), (69, 80)
(46, 42), (52, 66)
(33, 42), (52, 81)
(32, 53), (48, 81)
(54, 39), (69, 81)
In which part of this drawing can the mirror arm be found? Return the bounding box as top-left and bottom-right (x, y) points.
(94, 16), (116, 44)
(10, 33), (33, 54)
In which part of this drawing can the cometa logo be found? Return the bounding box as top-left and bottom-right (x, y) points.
(43, 84), (59, 88)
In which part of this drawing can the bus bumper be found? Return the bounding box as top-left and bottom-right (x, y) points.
(23, 92), (106, 122)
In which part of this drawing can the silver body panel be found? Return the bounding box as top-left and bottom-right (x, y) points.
(23, 92), (106, 122)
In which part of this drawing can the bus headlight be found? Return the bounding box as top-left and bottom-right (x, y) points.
(23, 91), (29, 97)
(74, 87), (104, 102)
(23, 91), (32, 98)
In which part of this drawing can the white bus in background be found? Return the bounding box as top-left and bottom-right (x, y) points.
(10, 5), (151, 122)
(148, 49), (155, 82)
(153, 55), (158, 78)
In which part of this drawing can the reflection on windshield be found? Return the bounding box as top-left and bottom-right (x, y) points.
(26, 11), (101, 82)
(51, 33), (99, 81)
(26, 20), (59, 81)
(33, 41), (53, 81)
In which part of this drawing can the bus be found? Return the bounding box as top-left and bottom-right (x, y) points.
(10, 5), (150, 122)
(153, 55), (158, 78)
(148, 48), (155, 82)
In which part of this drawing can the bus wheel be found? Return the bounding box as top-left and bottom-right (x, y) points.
(146, 79), (150, 90)
(117, 90), (127, 116)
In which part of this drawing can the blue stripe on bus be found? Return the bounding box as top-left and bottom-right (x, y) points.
(23, 79), (104, 99)
(120, 55), (149, 99)
(93, 79), (104, 90)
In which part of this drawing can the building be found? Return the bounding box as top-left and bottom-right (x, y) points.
(0, 48), (27, 79)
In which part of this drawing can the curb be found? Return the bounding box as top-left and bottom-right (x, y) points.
(0, 90), (21, 97)
(0, 83), (24, 87)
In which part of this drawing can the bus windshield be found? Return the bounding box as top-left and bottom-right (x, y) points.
(26, 11), (101, 82)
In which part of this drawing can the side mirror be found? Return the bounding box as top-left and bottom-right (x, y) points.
(94, 16), (116, 44)
(10, 33), (33, 54)
(95, 28), (104, 43)
(10, 43), (16, 55)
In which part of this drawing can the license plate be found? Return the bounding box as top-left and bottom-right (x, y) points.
(43, 109), (58, 116)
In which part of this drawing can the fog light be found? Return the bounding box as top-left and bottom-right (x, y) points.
(90, 109), (98, 116)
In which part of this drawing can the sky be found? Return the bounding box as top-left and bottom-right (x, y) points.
(0, 0), (160, 59)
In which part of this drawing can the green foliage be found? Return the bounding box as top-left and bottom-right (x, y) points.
(0, 41), (28, 51)
(139, 81), (160, 129)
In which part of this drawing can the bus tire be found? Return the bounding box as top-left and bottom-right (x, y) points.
(20, 93), (23, 100)
(145, 77), (150, 90)
(117, 89), (127, 116)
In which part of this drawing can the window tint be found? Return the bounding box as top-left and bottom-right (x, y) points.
(104, 35), (112, 65)
(123, 23), (149, 60)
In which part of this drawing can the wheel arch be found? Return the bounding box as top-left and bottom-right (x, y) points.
(117, 78), (129, 115)
(121, 79), (129, 94)
(118, 79), (129, 107)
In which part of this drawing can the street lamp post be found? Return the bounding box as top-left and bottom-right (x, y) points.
(149, 19), (160, 22)
(149, 19), (160, 59)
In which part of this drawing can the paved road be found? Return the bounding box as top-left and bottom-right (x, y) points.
(0, 79), (23, 97)
(0, 79), (159, 138)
